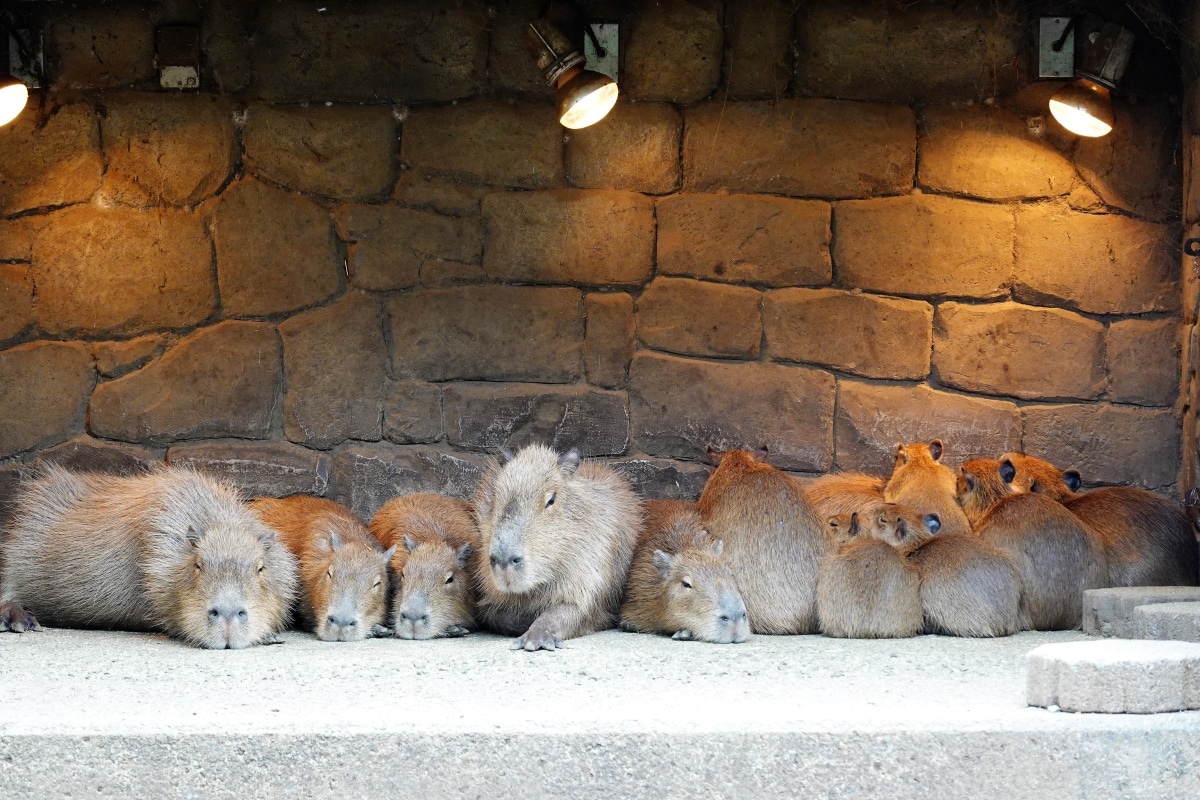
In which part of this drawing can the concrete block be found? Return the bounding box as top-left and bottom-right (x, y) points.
(1027, 639), (1200, 713)
(1135, 603), (1200, 643)
(1084, 587), (1200, 638)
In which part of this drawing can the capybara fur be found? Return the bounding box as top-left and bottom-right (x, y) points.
(884, 440), (972, 537)
(250, 495), (392, 642)
(370, 493), (480, 640)
(620, 499), (749, 644)
(909, 534), (1023, 637)
(473, 445), (641, 651)
(1000, 452), (1198, 587)
(807, 472), (886, 519)
(0, 465), (298, 648)
(956, 458), (1106, 630)
(697, 448), (832, 635)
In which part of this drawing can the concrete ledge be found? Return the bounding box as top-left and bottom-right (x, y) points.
(1136, 602), (1200, 643)
(1027, 639), (1200, 714)
(1083, 587), (1200, 638)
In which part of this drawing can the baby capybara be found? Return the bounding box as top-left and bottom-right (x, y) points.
(884, 440), (972, 537)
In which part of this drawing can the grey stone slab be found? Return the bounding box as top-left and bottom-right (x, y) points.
(1135, 602), (1200, 643)
(1027, 639), (1200, 713)
(1084, 587), (1200, 638)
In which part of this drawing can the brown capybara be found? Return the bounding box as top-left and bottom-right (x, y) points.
(909, 534), (1023, 638)
(884, 440), (972, 537)
(369, 493), (480, 640)
(0, 465), (298, 649)
(816, 512), (924, 639)
(999, 452), (1198, 587)
(473, 444), (641, 651)
(807, 471), (886, 519)
(697, 448), (832, 635)
(250, 495), (393, 642)
(956, 458), (1106, 630)
(620, 499), (749, 644)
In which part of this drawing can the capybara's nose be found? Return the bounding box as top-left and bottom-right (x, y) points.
(398, 609), (430, 626)
(209, 605), (248, 624)
(327, 614), (356, 629)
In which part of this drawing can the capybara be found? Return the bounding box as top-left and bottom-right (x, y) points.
(697, 448), (832, 634)
(999, 452), (1198, 587)
(807, 471), (886, 519)
(250, 495), (393, 642)
(956, 458), (1106, 630)
(370, 493), (480, 640)
(884, 440), (972, 537)
(473, 445), (641, 651)
(0, 465), (298, 649)
(620, 499), (749, 644)
(910, 534), (1023, 638)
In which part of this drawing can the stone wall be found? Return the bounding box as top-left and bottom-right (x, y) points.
(0, 0), (1186, 521)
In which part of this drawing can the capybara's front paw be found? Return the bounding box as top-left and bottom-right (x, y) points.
(259, 632), (285, 645)
(369, 624), (392, 638)
(443, 625), (470, 638)
(671, 629), (694, 641)
(511, 622), (564, 652)
(0, 603), (41, 633)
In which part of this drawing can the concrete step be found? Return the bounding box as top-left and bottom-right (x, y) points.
(1027, 638), (1200, 713)
(1135, 602), (1200, 642)
(2, 629), (1199, 799)
(1084, 586), (1200, 638)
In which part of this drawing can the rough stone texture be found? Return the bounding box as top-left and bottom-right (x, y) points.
(0, 217), (46, 261)
(383, 382), (443, 445)
(1136, 603), (1200, 643)
(88, 322), (281, 446)
(335, 204), (481, 292)
(0, 105), (102, 215)
(1075, 103), (1182, 222)
(834, 195), (1012, 299)
(609, 456), (712, 501)
(933, 303), (1106, 401)
(683, 99), (915, 198)
(443, 383), (629, 457)
(279, 292), (386, 450)
(834, 381), (1021, 475)
(565, 103), (682, 194)
(585, 293), (635, 390)
(420, 261), (487, 288)
(1106, 319), (1181, 407)
(167, 441), (332, 499)
(0, 342), (95, 458)
(91, 335), (166, 379)
(1021, 404), (1181, 489)
(252, 0), (487, 103)
(328, 444), (489, 520)
(1085, 587), (1200, 639)
(482, 191), (654, 286)
(764, 289), (931, 379)
(394, 173), (487, 217)
(1015, 205), (1177, 315)
(1026, 639), (1200, 713)
(36, 435), (159, 476)
(0, 265), (32, 343)
(402, 101), (563, 189)
(656, 195), (831, 287)
(1187, 137), (1200, 227)
(793, 0), (1022, 104)
(47, 8), (155, 88)
(486, 0), (554, 97)
(101, 94), (237, 207)
(724, 0), (793, 98)
(387, 287), (582, 382)
(203, 0), (253, 92)
(629, 352), (835, 472)
(244, 105), (397, 201)
(623, 0), (722, 103)
(637, 278), (762, 359)
(214, 180), (341, 317)
(919, 106), (1076, 201)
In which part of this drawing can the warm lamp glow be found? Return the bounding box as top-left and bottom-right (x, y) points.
(0, 78), (28, 127)
(1048, 79), (1113, 138)
(557, 67), (618, 129)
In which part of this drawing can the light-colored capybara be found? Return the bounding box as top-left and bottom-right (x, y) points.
(909, 534), (1023, 638)
(620, 499), (749, 644)
(473, 445), (641, 651)
(807, 471), (887, 519)
(697, 448), (832, 635)
(369, 493), (480, 640)
(999, 452), (1198, 587)
(956, 458), (1106, 630)
(884, 440), (972, 537)
(0, 465), (298, 649)
(250, 495), (393, 642)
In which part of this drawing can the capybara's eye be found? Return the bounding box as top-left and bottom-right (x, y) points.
(373, 579), (382, 589)
(444, 572), (454, 585)
(257, 563), (265, 573)
(545, 492), (557, 509)
(681, 580), (693, 589)
(194, 561), (201, 572)
(326, 569), (332, 580)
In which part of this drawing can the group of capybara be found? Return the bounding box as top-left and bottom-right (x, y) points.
(0, 439), (1196, 650)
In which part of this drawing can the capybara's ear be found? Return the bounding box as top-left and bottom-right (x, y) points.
(403, 534), (418, 553)
(1063, 470), (1082, 492)
(185, 525), (203, 546)
(923, 513), (941, 535)
(455, 542), (473, 567)
(558, 448), (581, 476)
(848, 512), (862, 536)
(998, 459), (1016, 484)
(960, 469), (976, 493)
(652, 549), (675, 579)
(706, 446), (725, 465)
(708, 538), (724, 557)
(381, 544), (397, 564)
(894, 443), (908, 466)
(929, 439), (944, 461)
(498, 447), (514, 465)
(753, 445), (770, 461)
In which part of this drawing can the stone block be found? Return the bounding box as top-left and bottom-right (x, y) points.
(1075, 102), (1181, 222)
(1026, 639), (1200, 713)
(608, 456), (712, 501)
(167, 441), (332, 500)
(383, 382), (443, 445)
(0, 266), (32, 343)
(443, 383), (629, 457)
(1106, 319), (1181, 407)
(244, 104), (397, 202)
(253, 0), (487, 103)
(794, 0), (1022, 103)
(683, 99), (915, 198)
(919, 106), (1076, 201)
(629, 352), (835, 472)
(387, 286), (582, 382)
(279, 292), (386, 450)
(0, 217), (47, 261)
(636, 278), (762, 359)
(203, 0), (253, 92)
(1187, 222), (1200, 325)
(724, 0), (793, 98)
(420, 261), (487, 288)
(1136, 603), (1200, 643)
(933, 302), (1105, 401)
(48, 8), (155, 89)
(585, 293), (635, 390)
(1015, 205), (1176, 315)
(656, 194), (831, 287)
(214, 180), (340, 317)
(834, 195), (1012, 299)
(0, 105), (102, 215)
(623, 0), (722, 103)
(394, 173), (487, 217)
(37, 436), (159, 476)
(89, 321), (281, 446)
(1085, 587), (1200, 638)
(482, 191), (654, 286)
(0, 342), (95, 458)
(565, 102), (681, 193)
(334, 205), (482, 292)
(402, 100), (563, 189)
(834, 381), (1021, 475)
(487, 0), (555, 97)
(764, 289), (931, 379)
(101, 94), (237, 207)
(1022, 404), (1181, 489)
(327, 443), (489, 520)
(91, 335), (166, 379)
